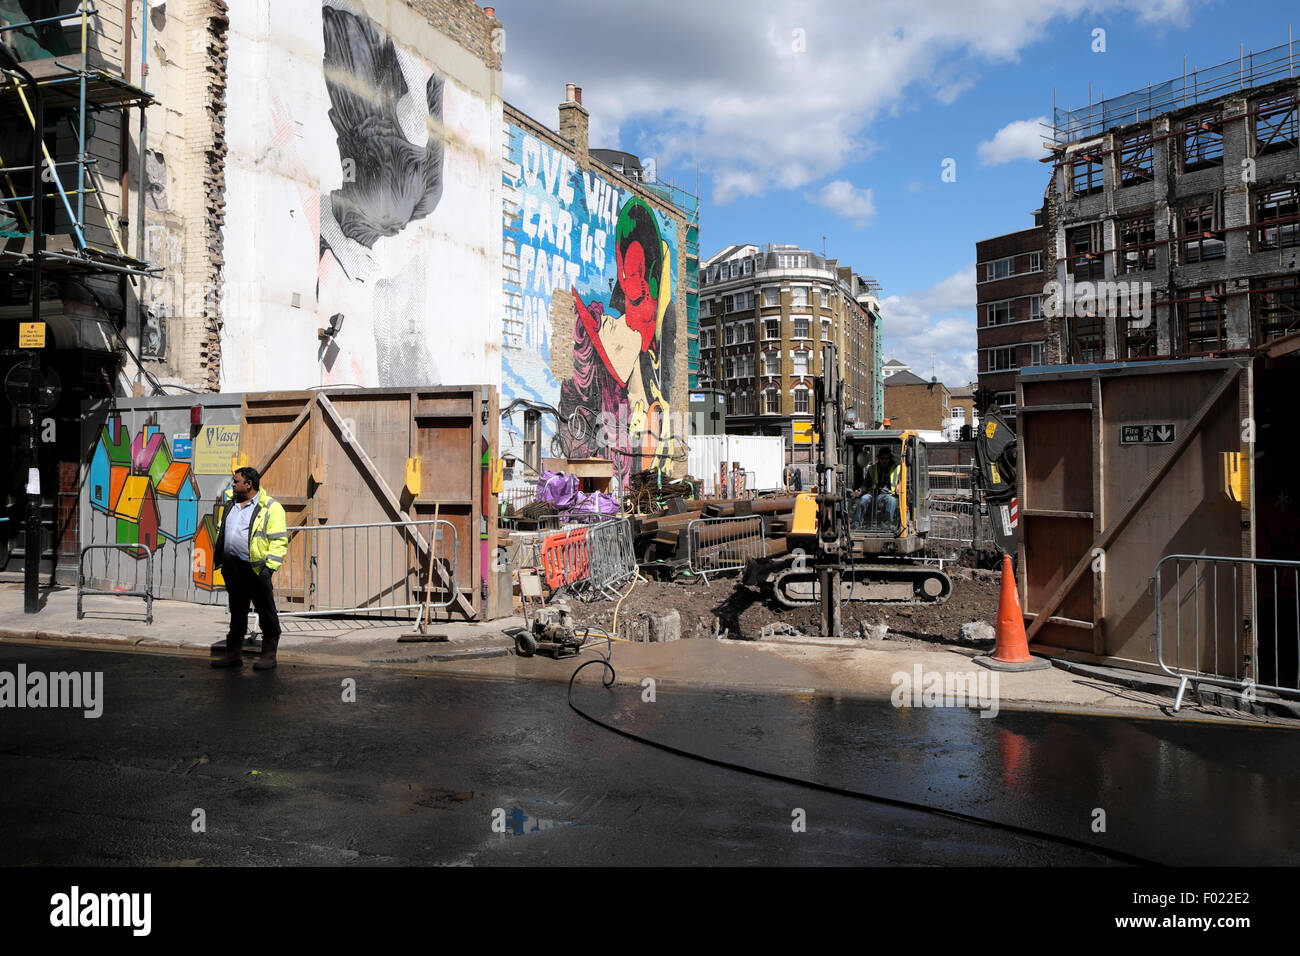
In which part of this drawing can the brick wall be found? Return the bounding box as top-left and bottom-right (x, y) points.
(885, 382), (949, 431)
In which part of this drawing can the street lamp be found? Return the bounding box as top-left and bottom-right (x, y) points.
(0, 40), (46, 614)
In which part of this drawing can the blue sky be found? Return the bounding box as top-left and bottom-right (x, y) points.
(490, 0), (1297, 384)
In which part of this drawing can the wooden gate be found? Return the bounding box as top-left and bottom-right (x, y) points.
(239, 385), (498, 621)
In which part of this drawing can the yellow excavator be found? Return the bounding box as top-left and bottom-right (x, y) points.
(746, 346), (952, 623)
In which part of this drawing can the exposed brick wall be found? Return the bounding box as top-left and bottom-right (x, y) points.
(885, 382), (949, 431)
(409, 0), (502, 70)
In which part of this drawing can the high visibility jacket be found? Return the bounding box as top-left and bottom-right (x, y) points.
(867, 463), (901, 494)
(214, 486), (288, 573)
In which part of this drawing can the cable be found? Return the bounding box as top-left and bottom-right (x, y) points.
(565, 660), (1162, 867)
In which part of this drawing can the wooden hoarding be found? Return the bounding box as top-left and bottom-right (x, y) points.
(1017, 359), (1253, 672)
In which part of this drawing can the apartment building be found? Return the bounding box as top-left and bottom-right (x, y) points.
(975, 216), (1049, 422)
(697, 243), (882, 447)
(1045, 41), (1299, 365)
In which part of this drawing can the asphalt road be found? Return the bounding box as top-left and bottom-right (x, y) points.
(1, 643), (1296, 866)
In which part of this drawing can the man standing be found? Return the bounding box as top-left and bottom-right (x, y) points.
(210, 467), (288, 670)
(853, 447), (901, 528)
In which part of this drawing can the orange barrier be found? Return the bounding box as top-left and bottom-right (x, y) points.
(540, 527), (591, 589)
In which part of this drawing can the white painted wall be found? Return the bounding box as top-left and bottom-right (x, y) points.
(221, 0), (501, 391)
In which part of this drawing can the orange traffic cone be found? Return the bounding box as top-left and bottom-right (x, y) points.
(975, 553), (1050, 671)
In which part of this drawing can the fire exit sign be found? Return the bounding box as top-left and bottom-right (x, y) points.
(1120, 423), (1176, 445)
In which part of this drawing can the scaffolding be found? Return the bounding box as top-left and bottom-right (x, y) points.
(1051, 32), (1298, 145)
(0, 1), (155, 281)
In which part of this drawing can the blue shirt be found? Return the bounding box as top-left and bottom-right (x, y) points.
(224, 497), (256, 561)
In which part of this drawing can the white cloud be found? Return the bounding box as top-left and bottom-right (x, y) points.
(490, 0), (1192, 204)
(809, 180), (876, 228)
(880, 266), (979, 387)
(977, 116), (1050, 166)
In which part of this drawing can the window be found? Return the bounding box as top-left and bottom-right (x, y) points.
(729, 261), (739, 278)
(792, 351), (808, 376)
(1124, 316), (1157, 358)
(1071, 155), (1104, 197)
(1118, 132), (1154, 186)
(821, 319), (831, 341)
(1255, 95), (1299, 155)
(1253, 186), (1300, 251)
(1067, 224), (1104, 280)
(1073, 315), (1103, 363)
(995, 391), (1017, 416)
(764, 389), (781, 414)
(1180, 285), (1226, 354)
(722, 295), (733, 313)
(793, 388), (810, 415)
(1252, 275), (1300, 343)
(793, 317), (810, 338)
(743, 258), (754, 275)
(987, 346), (1016, 372)
(1120, 215), (1156, 273)
(1029, 343), (1045, 366)
(764, 319), (781, 340)
(764, 351), (780, 376)
(820, 290), (829, 307)
(701, 328), (715, 349)
(1180, 201), (1224, 263)
(1028, 251), (1042, 273)
(951, 406), (966, 422)
(727, 392), (737, 415)
(724, 324), (735, 346)
(763, 288), (779, 306)
(790, 287), (808, 307)
(700, 299), (710, 317)
(1029, 295), (1042, 322)
(985, 300), (1014, 326)
(1183, 114), (1223, 171)
(739, 321), (754, 343)
(984, 257), (1013, 281)
(724, 357), (735, 379)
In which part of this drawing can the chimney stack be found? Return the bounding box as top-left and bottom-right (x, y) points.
(559, 82), (589, 155)
(483, 6), (495, 17)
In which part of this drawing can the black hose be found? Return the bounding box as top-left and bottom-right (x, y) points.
(567, 658), (1162, 867)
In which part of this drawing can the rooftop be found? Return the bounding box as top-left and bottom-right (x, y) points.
(1051, 36), (1300, 144)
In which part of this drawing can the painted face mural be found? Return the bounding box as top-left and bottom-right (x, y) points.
(315, 0), (446, 386)
(500, 126), (679, 493)
(560, 198), (675, 488)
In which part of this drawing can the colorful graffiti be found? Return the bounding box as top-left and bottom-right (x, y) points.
(89, 414), (201, 563)
(502, 126), (678, 489)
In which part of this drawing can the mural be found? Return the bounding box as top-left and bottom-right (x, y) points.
(88, 414), (212, 585)
(319, 0), (444, 385)
(218, 0), (499, 391)
(502, 125), (678, 489)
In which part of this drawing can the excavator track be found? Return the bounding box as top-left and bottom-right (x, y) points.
(771, 563), (952, 608)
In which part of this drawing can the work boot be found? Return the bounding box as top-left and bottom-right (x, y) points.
(211, 636), (244, 668)
(253, 633), (279, 671)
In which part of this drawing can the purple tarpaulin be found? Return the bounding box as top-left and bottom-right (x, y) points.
(537, 470), (618, 517)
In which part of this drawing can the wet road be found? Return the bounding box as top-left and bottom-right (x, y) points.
(0, 644), (1296, 865)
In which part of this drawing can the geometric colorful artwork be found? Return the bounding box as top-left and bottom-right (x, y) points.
(89, 413), (201, 558)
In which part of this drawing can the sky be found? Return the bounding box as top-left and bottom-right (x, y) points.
(488, 0), (1297, 386)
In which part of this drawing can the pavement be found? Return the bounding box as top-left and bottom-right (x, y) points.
(3, 577), (1294, 727)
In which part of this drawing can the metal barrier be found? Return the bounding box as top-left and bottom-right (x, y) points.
(274, 519), (459, 619)
(78, 544), (154, 624)
(927, 499), (977, 547)
(687, 515), (768, 580)
(1155, 554), (1300, 711)
(580, 517), (638, 598)
(929, 464), (975, 496)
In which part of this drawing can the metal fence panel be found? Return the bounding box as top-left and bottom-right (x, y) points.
(687, 515), (768, 579)
(273, 519), (459, 620)
(1155, 554), (1300, 710)
(579, 517), (638, 598)
(78, 544), (155, 624)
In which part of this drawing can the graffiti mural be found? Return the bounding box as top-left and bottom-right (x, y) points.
(502, 125), (679, 489)
(88, 414), (207, 582)
(217, 0), (499, 392)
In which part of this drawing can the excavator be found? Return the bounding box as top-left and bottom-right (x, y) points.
(745, 345), (952, 629)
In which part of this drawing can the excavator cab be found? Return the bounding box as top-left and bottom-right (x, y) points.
(844, 430), (930, 555)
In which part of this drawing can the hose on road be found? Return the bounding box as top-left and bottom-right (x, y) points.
(566, 655), (1162, 867)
